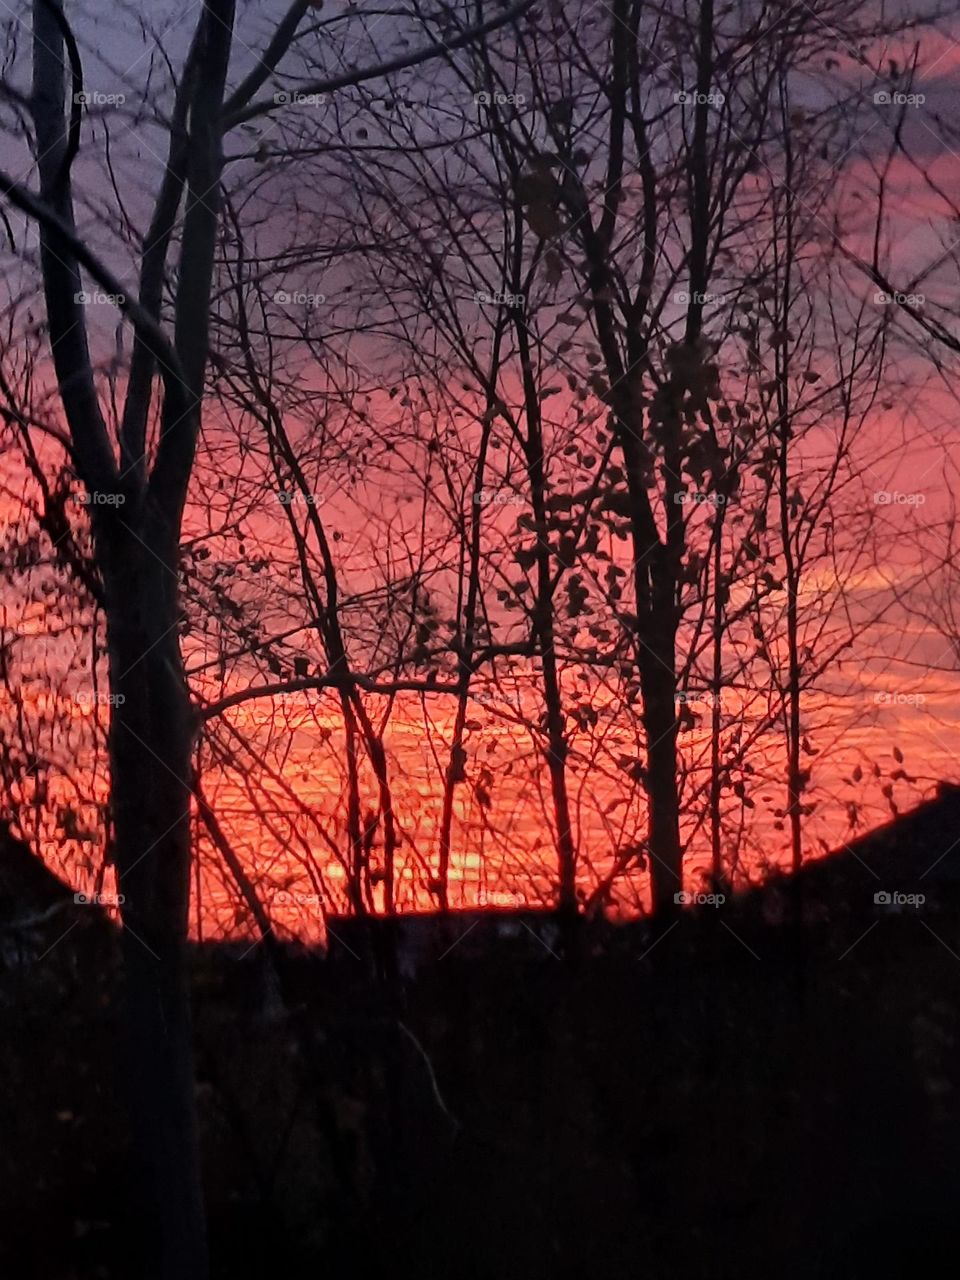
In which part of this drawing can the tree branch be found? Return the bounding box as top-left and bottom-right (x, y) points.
(223, 0), (537, 128)
(222, 0), (311, 119)
(30, 0), (115, 494)
(0, 167), (191, 457)
(200, 673), (467, 721)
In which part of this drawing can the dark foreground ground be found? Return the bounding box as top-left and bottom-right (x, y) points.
(2, 903), (959, 1280)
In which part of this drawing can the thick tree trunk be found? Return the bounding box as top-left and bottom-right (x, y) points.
(102, 526), (208, 1280)
(30, 4), (213, 1269)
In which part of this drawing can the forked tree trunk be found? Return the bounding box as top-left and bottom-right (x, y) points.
(19, 2), (536, 1272)
(29, 3), (213, 1268)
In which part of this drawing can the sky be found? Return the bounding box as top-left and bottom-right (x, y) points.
(3, 0), (960, 933)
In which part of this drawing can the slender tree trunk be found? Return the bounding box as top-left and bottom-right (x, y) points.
(342, 699), (369, 913)
(436, 372), (502, 912)
(709, 518), (725, 884)
(636, 611), (682, 914)
(775, 73), (804, 878)
(538, 611), (578, 918)
(782, 528), (803, 875)
(513, 274), (578, 919)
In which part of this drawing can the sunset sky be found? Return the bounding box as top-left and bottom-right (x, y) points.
(2, 0), (960, 933)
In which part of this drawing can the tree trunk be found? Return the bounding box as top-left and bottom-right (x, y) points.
(709, 518), (725, 885)
(637, 614), (682, 915)
(619, 420), (684, 918)
(513, 268), (578, 918)
(102, 524), (208, 1280)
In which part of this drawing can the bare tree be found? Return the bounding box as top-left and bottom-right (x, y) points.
(0, 1), (535, 1272)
